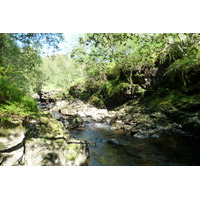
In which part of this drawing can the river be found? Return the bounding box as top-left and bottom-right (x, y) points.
(70, 121), (200, 166)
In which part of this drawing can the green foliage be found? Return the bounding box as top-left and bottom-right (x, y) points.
(0, 78), (24, 103)
(1, 32), (199, 117)
(0, 33), (63, 119)
(71, 33), (200, 88)
(41, 54), (87, 90)
(101, 79), (122, 97)
(0, 79), (39, 119)
(0, 33), (64, 93)
(0, 96), (39, 120)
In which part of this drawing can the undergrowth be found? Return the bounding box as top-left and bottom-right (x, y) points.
(0, 79), (39, 122)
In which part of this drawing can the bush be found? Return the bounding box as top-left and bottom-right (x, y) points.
(0, 78), (39, 119)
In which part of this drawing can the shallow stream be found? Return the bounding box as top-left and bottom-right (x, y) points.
(70, 121), (200, 166)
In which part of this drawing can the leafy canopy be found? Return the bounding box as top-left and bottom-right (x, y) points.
(71, 33), (200, 85)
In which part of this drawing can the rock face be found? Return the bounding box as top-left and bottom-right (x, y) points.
(24, 138), (89, 166)
(0, 120), (25, 151)
(0, 113), (90, 166)
(107, 91), (200, 139)
(22, 113), (89, 166)
(0, 147), (24, 166)
(0, 120), (25, 165)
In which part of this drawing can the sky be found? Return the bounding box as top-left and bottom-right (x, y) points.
(43, 33), (82, 56)
(58, 33), (82, 53)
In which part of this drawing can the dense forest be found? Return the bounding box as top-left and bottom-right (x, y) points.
(1, 33), (200, 166)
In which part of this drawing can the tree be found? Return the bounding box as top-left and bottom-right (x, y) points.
(0, 33), (64, 93)
(0, 33), (64, 118)
(71, 33), (200, 87)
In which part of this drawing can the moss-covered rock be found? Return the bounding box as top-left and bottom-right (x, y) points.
(67, 114), (84, 129)
(182, 116), (200, 137)
(69, 82), (86, 98)
(36, 115), (68, 139)
(88, 94), (105, 109)
(134, 90), (200, 136)
(38, 89), (68, 103)
(0, 119), (25, 166)
(0, 119), (25, 151)
(24, 137), (89, 166)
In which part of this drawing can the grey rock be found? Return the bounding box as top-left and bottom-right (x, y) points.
(111, 121), (124, 130)
(107, 139), (119, 145)
(0, 120), (25, 151)
(134, 131), (150, 139)
(0, 147), (24, 166)
(0, 120), (25, 166)
(24, 138), (89, 166)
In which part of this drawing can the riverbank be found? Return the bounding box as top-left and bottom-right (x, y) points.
(38, 90), (200, 166)
(0, 95), (90, 166)
(1, 86), (200, 166)
(38, 88), (200, 140)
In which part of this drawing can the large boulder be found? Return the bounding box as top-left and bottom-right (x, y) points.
(0, 108), (90, 166)
(38, 89), (67, 103)
(24, 112), (89, 166)
(90, 109), (109, 122)
(24, 138), (89, 166)
(0, 119), (25, 165)
(0, 120), (25, 151)
(67, 114), (84, 129)
(36, 112), (69, 138)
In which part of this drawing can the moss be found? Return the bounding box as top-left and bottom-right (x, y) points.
(179, 94), (200, 104)
(140, 89), (200, 117)
(0, 119), (22, 128)
(136, 86), (146, 94)
(67, 143), (80, 161)
(68, 153), (77, 161)
(80, 91), (90, 101)
(0, 122), (24, 137)
(37, 116), (67, 138)
(99, 80), (127, 100)
(88, 94), (105, 108)
(68, 143), (79, 151)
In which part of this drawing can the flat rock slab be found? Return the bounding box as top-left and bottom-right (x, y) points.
(0, 147), (24, 166)
(0, 120), (25, 151)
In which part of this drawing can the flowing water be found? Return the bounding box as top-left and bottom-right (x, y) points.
(70, 121), (200, 166)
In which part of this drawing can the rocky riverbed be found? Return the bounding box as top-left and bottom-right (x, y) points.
(38, 89), (200, 141)
(46, 98), (196, 141)
(1, 89), (199, 166)
(41, 94), (200, 166)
